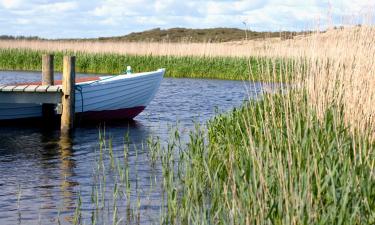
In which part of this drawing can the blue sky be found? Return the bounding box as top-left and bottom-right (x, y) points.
(0, 0), (374, 38)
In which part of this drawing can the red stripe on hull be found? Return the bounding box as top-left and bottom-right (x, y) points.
(77, 106), (146, 121)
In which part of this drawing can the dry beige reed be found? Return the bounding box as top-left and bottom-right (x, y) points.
(0, 33), (321, 58)
(301, 26), (375, 135)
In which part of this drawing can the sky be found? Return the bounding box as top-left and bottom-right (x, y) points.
(0, 0), (374, 38)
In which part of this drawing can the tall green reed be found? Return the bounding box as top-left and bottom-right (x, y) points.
(0, 48), (287, 81)
(152, 90), (375, 224)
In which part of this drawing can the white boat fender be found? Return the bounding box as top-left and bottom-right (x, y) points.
(126, 66), (132, 74)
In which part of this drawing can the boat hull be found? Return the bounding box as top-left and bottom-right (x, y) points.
(0, 69), (164, 121)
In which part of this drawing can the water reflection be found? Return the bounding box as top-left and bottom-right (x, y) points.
(59, 133), (76, 222)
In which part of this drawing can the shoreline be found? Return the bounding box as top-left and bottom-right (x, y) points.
(0, 48), (288, 82)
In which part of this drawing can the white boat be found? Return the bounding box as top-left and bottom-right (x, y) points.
(0, 68), (165, 121)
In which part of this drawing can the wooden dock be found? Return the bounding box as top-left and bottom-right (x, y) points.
(0, 85), (62, 104)
(0, 54), (76, 134)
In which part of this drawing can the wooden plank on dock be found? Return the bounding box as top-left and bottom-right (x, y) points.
(13, 85), (28, 92)
(47, 85), (62, 92)
(1, 86), (16, 92)
(24, 85), (39, 92)
(0, 92), (61, 104)
(36, 85), (50, 92)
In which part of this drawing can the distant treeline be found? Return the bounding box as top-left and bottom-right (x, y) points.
(0, 27), (315, 43)
(0, 35), (42, 40)
(97, 28), (314, 42)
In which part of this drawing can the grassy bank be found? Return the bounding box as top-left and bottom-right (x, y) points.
(152, 91), (375, 224)
(0, 48), (287, 81)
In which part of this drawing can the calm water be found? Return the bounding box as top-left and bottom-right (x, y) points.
(0, 71), (265, 224)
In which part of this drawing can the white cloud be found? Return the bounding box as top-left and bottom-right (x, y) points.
(15, 18), (29, 24)
(206, 0), (267, 15)
(1, 0), (23, 9)
(38, 2), (78, 13)
(92, 0), (152, 17)
(0, 0), (374, 38)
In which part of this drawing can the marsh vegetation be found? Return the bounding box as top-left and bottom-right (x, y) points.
(67, 25), (375, 224)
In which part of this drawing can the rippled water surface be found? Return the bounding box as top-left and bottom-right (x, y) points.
(0, 71), (265, 224)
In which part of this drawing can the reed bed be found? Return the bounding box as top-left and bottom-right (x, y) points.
(0, 38), (298, 58)
(150, 93), (374, 224)
(299, 26), (375, 136)
(0, 48), (287, 81)
(69, 25), (375, 224)
(148, 25), (375, 224)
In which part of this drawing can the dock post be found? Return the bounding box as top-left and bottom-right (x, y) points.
(61, 56), (75, 134)
(42, 54), (55, 122)
(42, 54), (54, 85)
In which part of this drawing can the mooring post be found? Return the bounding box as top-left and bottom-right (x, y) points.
(42, 54), (55, 122)
(61, 56), (76, 134)
(42, 54), (54, 85)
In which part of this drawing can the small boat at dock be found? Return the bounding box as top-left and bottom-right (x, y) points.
(0, 69), (165, 121)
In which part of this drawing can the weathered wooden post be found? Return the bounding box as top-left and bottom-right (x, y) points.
(42, 54), (55, 122)
(42, 54), (54, 85)
(61, 56), (75, 134)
